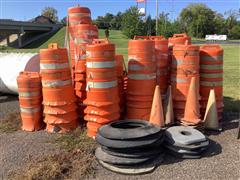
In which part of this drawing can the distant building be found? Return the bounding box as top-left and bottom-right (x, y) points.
(31, 15), (55, 24)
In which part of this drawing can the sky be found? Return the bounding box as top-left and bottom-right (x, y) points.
(0, 0), (239, 21)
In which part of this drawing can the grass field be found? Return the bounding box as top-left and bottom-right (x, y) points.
(1, 28), (239, 111)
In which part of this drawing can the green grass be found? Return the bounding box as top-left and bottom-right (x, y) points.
(1, 28), (239, 111)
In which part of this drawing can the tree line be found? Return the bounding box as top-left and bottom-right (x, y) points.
(42, 4), (240, 39)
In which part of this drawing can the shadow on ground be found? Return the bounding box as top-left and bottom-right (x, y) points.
(0, 94), (18, 103)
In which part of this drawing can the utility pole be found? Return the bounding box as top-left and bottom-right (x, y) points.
(156, 0), (158, 35)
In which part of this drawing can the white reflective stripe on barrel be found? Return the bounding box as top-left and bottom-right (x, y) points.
(40, 63), (69, 70)
(200, 81), (223, 86)
(128, 55), (155, 62)
(200, 64), (222, 70)
(86, 51), (113, 58)
(80, 30), (98, 36)
(172, 59), (197, 65)
(19, 91), (40, 97)
(200, 73), (223, 78)
(69, 13), (91, 17)
(128, 64), (154, 71)
(42, 79), (72, 87)
(74, 38), (91, 44)
(87, 80), (117, 89)
(201, 55), (223, 61)
(20, 107), (40, 113)
(128, 73), (156, 80)
(86, 61), (115, 68)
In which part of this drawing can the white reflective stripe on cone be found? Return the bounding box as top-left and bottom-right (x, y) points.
(86, 61), (115, 68)
(128, 73), (156, 80)
(200, 73), (223, 78)
(20, 107), (40, 113)
(171, 77), (188, 83)
(200, 64), (222, 70)
(201, 55), (223, 61)
(40, 63), (69, 70)
(19, 91), (40, 97)
(69, 13), (91, 17)
(87, 80), (117, 89)
(42, 79), (72, 87)
(200, 81), (223, 86)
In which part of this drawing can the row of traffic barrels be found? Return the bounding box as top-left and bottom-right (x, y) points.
(84, 39), (120, 138)
(40, 44), (78, 133)
(68, 5), (99, 119)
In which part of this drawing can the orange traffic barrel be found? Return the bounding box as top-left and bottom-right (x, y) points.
(126, 39), (156, 121)
(115, 54), (124, 77)
(85, 39), (120, 136)
(68, 5), (92, 25)
(46, 118), (78, 133)
(87, 121), (102, 138)
(17, 71), (44, 131)
(171, 44), (200, 120)
(40, 43), (78, 132)
(150, 36), (169, 95)
(168, 33), (191, 47)
(200, 45), (223, 120)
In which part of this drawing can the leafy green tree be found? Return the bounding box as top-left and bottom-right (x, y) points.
(121, 6), (145, 38)
(41, 7), (58, 23)
(61, 16), (67, 26)
(179, 3), (215, 38)
(110, 12), (123, 30)
(228, 24), (240, 39)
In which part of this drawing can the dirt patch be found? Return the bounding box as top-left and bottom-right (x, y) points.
(0, 111), (21, 133)
(9, 127), (97, 180)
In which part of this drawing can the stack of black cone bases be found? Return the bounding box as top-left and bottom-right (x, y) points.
(95, 120), (165, 175)
(164, 126), (209, 159)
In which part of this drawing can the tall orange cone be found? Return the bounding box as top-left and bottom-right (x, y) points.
(204, 89), (221, 131)
(164, 85), (174, 126)
(181, 77), (201, 125)
(149, 85), (164, 127)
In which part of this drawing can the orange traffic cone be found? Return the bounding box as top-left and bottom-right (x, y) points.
(204, 89), (221, 131)
(181, 77), (201, 125)
(149, 85), (164, 127)
(164, 85), (174, 126)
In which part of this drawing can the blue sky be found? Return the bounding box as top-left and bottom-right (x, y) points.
(0, 0), (239, 21)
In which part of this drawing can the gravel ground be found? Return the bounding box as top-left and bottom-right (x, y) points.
(0, 94), (239, 180)
(0, 131), (60, 179)
(0, 94), (19, 119)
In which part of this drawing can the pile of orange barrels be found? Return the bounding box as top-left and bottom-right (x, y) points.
(84, 39), (120, 138)
(17, 72), (44, 131)
(200, 45), (223, 120)
(126, 37), (156, 120)
(67, 5), (98, 119)
(40, 44), (78, 133)
(171, 44), (200, 123)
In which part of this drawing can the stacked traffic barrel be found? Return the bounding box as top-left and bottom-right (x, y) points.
(68, 5), (92, 68)
(171, 44), (200, 121)
(17, 72), (44, 131)
(126, 38), (156, 120)
(200, 45), (223, 120)
(40, 43), (78, 133)
(84, 39), (120, 138)
(115, 54), (125, 117)
(150, 36), (169, 97)
(69, 24), (98, 118)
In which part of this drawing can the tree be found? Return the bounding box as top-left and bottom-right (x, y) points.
(179, 3), (216, 38)
(110, 12), (123, 30)
(228, 24), (240, 39)
(61, 17), (67, 26)
(121, 6), (145, 38)
(41, 7), (58, 23)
